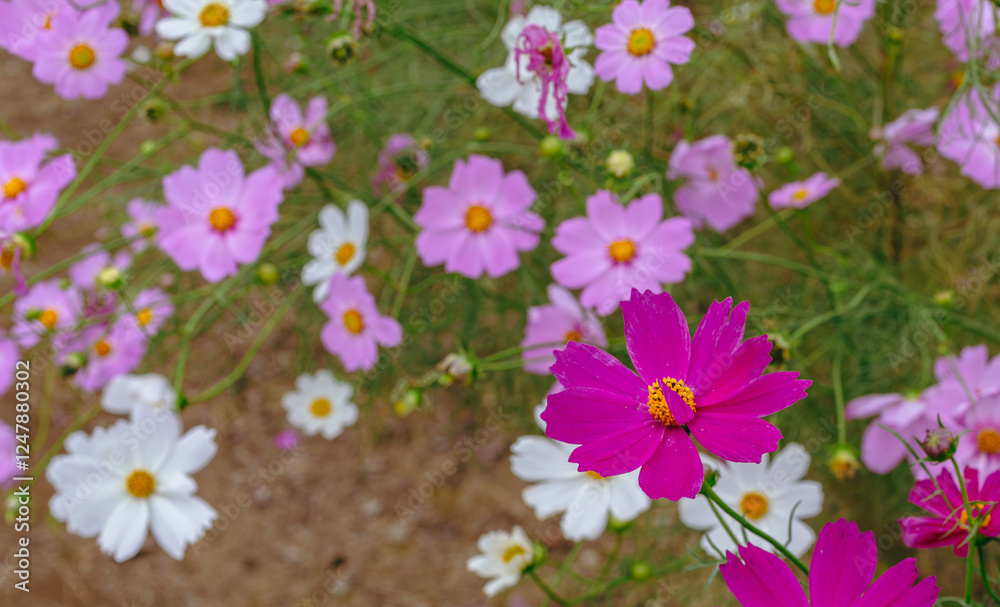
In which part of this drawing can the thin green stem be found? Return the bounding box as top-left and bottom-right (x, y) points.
(527, 569), (569, 606)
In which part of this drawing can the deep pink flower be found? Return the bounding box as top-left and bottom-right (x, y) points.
(720, 519), (939, 607)
(69, 322), (148, 392)
(156, 148), (284, 283)
(768, 172), (840, 209)
(371, 134), (430, 199)
(0, 133), (76, 233)
(121, 288), (175, 338)
(255, 94), (336, 189)
(121, 198), (162, 251)
(515, 24), (575, 138)
(668, 135), (759, 232)
(415, 155), (543, 279)
(540, 289), (811, 500)
(876, 108), (939, 175)
(320, 274), (402, 373)
(550, 191), (694, 316)
(593, 0), (695, 94)
(68, 244), (132, 290)
(775, 0), (876, 47)
(520, 284), (607, 375)
(901, 467), (1000, 557)
(0, 336), (17, 399)
(12, 279), (82, 349)
(937, 85), (1000, 189)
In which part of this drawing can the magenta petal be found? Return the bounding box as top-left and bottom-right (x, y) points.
(719, 544), (808, 607)
(621, 288), (690, 384)
(695, 336), (773, 406)
(568, 422), (663, 478)
(550, 341), (647, 399)
(855, 559), (939, 607)
(663, 387), (694, 425)
(810, 520), (877, 607)
(699, 372), (810, 416)
(542, 387), (650, 443)
(900, 516), (963, 553)
(687, 412), (781, 463)
(637, 427), (701, 499)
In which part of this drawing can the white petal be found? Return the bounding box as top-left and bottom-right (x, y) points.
(134, 405), (181, 471)
(161, 426), (217, 476)
(522, 478), (582, 519)
(509, 436), (578, 482)
(228, 0), (266, 27)
(607, 475), (650, 522)
(677, 495), (717, 530)
(561, 483), (610, 541)
(98, 498), (150, 562)
(318, 204), (347, 234)
(771, 480), (824, 520)
(149, 495), (217, 560)
(155, 17), (200, 40)
(767, 443), (811, 485)
(477, 67), (521, 108)
(562, 20), (593, 48)
(346, 199), (369, 247)
(174, 31), (213, 58)
(214, 28), (250, 61)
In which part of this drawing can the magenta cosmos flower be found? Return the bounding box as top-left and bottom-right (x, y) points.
(775, 0), (875, 47)
(69, 322), (148, 392)
(156, 148), (284, 283)
(875, 108), (939, 175)
(0, 133), (76, 233)
(720, 519), (939, 607)
(594, 0), (695, 94)
(414, 154), (543, 279)
(551, 191), (694, 316)
(768, 172), (840, 210)
(121, 198), (162, 251)
(371, 134), (430, 199)
(12, 279), (82, 349)
(540, 289), (811, 500)
(901, 467), (1000, 557)
(32, 2), (128, 100)
(320, 274), (402, 373)
(520, 284), (607, 375)
(255, 94), (336, 189)
(938, 85), (1000, 189)
(668, 135), (759, 232)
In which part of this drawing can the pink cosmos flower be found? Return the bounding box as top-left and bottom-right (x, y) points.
(937, 85), (1000, 189)
(320, 274), (403, 373)
(875, 108), (939, 175)
(901, 467), (1000, 557)
(133, 0), (167, 36)
(541, 289), (811, 500)
(720, 519), (939, 607)
(68, 244), (132, 291)
(593, 0), (695, 94)
(121, 198), (162, 251)
(255, 94), (336, 189)
(0, 0), (78, 61)
(156, 148), (284, 283)
(775, 0), (876, 47)
(414, 155), (543, 279)
(550, 191), (694, 316)
(371, 134), (430, 199)
(520, 284), (607, 375)
(768, 172), (840, 209)
(32, 3), (128, 100)
(935, 0), (1000, 66)
(668, 135), (760, 232)
(0, 420), (16, 488)
(934, 344), (1000, 402)
(953, 394), (1000, 477)
(0, 133), (76, 233)
(12, 279), (82, 349)
(122, 288), (175, 338)
(515, 24), (576, 138)
(0, 336), (17, 398)
(70, 322), (148, 392)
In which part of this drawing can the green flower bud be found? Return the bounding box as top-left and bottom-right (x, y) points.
(473, 127), (491, 142)
(257, 263), (280, 285)
(539, 135), (564, 159)
(630, 560), (652, 581)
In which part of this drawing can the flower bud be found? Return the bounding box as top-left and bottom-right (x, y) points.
(393, 387), (423, 417)
(606, 149), (635, 178)
(96, 266), (122, 289)
(933, 290), (954, 307)
(921, 427), (956, 462)
(437, 353), (475, 384)
(608, 514), (634, 532)
(62, 352), (87, 376)
(733, 133), (767, 171)
(473, 127), (491, 142)
(142, 99), (168, 123)
(327, 33), (357, 65)
(775, 146), (795, 165)
(539, 135), (564, 159)
(531, 541), (547, 569)
(284, 52), (308, 74)
(154, 41), (175, 61)
(630, 560), (652, 581)
(138, 140), (158, 156)
(257, 263), (280, 285)
(828, 444), (861, 481)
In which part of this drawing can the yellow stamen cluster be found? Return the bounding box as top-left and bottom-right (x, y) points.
(39, 309), (59, 330)
(793, 189), (809, 201)
(137, 308), (154, 327)
(343, 309), (364, 334)
(978, 429), (1000, 454)
(209, 207), (236, 232)
(502, 544), (526, 563)
(740, 492), (769, 520)
(465, 205), (492, 233)
(310, 397), (332, 417)
(608, 239), (636, 264)
(126, 470), (156, 498)
(69, 44), (95, 70)
(3, 177), (27, 199)
(647, 377), (697, 426)
(94, 340), (112, 357)
(335, 242), (355, 265)
(564, 330), (583, 343)
(627, 28), (655, 56)
(290, 127), (310, 147)
(814, 0), (836, 14)
(199, 2), (229, 26)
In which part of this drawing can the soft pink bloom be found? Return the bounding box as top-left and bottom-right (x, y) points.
(0, 133), (76, 233)
(371, 134), (430, 199)
(121, 198), (162, 251)
(954, 394), (1000, 478)
(593, 0), (695, 94)
(414, 155), (543, 279)
(876, 108), (939, 175)
(541, 289), (811, 500)
(768, 172), (840, 209)
(720, 519), (939, 607)
(934, 344), (1000, 402)
(520, 284), (607, 375)
(68, 244), (132, 290)
(515, 24), (576, 138)
(121, 288), (175, 338)
(255, 94), (335, 189)
(274, 429), (299, 450)
(0, 336), (17, 398)
(156, 148), (284, 283)
(935, 0), (1000, 65)
(69, 322), (148, 392)
(901, 467), (1000, 557)
(937, 85), (1000, 189)
(11, 279), (82, 349)
(32, 3), (128, 100)
(668, 135), (759, 232)
(775, 0), (876, 47)
(0, 420), (16, 488)
(550, 191), (693, 316)
(320, 274), (402, 373)
(0, 0), (78, 61)
(133, 0), (167, 36)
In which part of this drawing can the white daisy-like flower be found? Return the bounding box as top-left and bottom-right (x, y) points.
(466, 525), (534, 597)
(302, 200), (369, 303)
(102, 373), (177, 415)
(677, 443), (823, 559)
(46, 406), (218, 562)
(155, 0), (267, 61)
(476, 6), (595, 122)
(281, 370), (358, 439)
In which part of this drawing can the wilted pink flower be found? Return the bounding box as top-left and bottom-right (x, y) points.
(156, 148), (284, 283)
(121, 198), (162, 251)
(550, 190), (694, 316)
(668, 135), (759, 232)
(371, 134), (430, 199)
(415, 154), (543, 279)
(901, 467), (1000, 557)
(12, 279), (82, 348)
(255, 94), (336, 189)
(0, 133), (76, 233)
(0, 336), (17, 399)
(594, 0), (695, 94)
(938, 84), (1000, 189)
(768, 172), (840, 209)
(320, 274), (402, 372)
(515, 24), (575, 138)
(775, 0), (875, 47)
(274, 429), (299, 450)
(69, 322), (148, 392)
(935, 0), (1000, 66)
(122, 288), (175, 337)
(520, 284), (607, 375)
(876, 108), (939, 175)
(68, 244), (132, 290)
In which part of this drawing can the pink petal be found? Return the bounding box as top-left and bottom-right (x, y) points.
(550, 341), (647, 398)
(810, 520), (876, 607)
(620, 288), (691, 384)
(543, 387), (650, 443)
(687, 412), (781, 463)
(719, 544), (808, 607)
(567, 422), (664, 477)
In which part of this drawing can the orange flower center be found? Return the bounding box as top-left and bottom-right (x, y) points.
(3, 177), (26, 199)
(740, 492), (769, 520)
(137, 308), (153, 327)
(310, 397), (332, 417)
(814, 0), (836, 14)
(708, 167), (720, 181)
(627, 28), (656, 56)
(564, 330), (583, 343)
(209, 207), (236, 232)
(608, 239), (636, 264)
(69, 44), (96, 70)
(126, 470), (156, 498)
(794, 189), (809, 201)
(290, 127), (310, 147)
(335, 242), (355, 265)
(502, 544), (526, 563)
(139, 222), (157, 238)
(0, 249), (13, 272)
(959, 502), (993, 530)
(646, 377), (697, 426)
(978, 429), (1000, 454)
(343, 309), (364, 334)
(199, 2), (229, 26)
(94, 340), (112, 357)
(39, 309), (58, 330)
(465, 205), (492, 233)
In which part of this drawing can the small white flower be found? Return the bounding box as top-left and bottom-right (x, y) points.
(156, 0), (267, 61)
(301, 200), (368, 303)
(102, 373), (177, 415)
(467, 525), (534, 597)
(281, 370), (358, 439)
(46, 406), (218, 562)
(678, 443), (823, 559)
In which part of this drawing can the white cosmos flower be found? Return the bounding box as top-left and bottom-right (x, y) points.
(302, 200), (369, 303)
(476, 6), (594, 122)
(467, 525), (534, 597)
(281, 370), (358, 439)
(102, 373), (177, 415)
(677, 443), (823, 559)
(156, 0), (267, 61)
(46, 406), (218, 562)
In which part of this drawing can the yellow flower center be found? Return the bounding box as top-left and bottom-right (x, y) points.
(794, 189), (809, 201)
(959, 502), (993, 530)
(3, 177), (26, 199)
(137, 308), (154, 327)
(627, 28), (656, 56)
(952, 70), (965, 89)
(608, 239), (636, 264)
(814, 0), (836, 14)
(343, 309), (364, 334)
(978, 429), (1000, 454)
(139, 222), (157, 238)
(465, 205), (492, 233)
(585, 470), (605, 480)
(740, 492), (769, 520)
(209, 207), (236, 232)
(0, 249), (12, 272)
(39, 309), (58, 330)
(69, 44), (96, 70)
(199, 2), (229, 26)
(646, 377), (697, 426)
(290, 127), (310, 147)
(708, 167), (720, 181)
(502, 544), (526, 563)
(335, 242), (355, 265)
(126, 470), (156, 498)
(94, 340), (112, 357)
(564, 330), (583, 343)
(310, 397), (332, 417)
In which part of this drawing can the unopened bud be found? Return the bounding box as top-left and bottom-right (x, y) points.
(393, 387), (423, 417)
(539, 135), (564, 159)
(828, 445), (861, 481)
(630, 560), (652, 581)
(97, 266), (122, 289)
(257, 263), (280, 285)
(606, 149), (635, 178)
(473, 127), (491, 142)
(921, 427), (956, 462)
